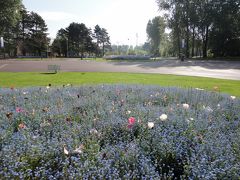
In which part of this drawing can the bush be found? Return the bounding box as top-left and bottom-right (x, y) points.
(0, 85), (239, 179)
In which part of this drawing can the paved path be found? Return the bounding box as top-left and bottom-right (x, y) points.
(0, 59), (240, 80)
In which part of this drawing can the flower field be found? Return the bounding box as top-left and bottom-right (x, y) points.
(0, 85), (239, 179)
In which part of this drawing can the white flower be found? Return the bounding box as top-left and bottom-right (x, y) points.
(126, 110), (131, 115)
(195, 88), (204, 91)
(90, 128), (98, 135)
(205, 106), (213, 112)
(23, 91), (28, 95)
(182, 103), (189, 109)
(230, 96), (236, 100)
(186, 118), (194, 124)
(32, 135), (39, 139)
(160, 114), (168, 121)
(64, 147), (69, 155)
(40, 122), (51, 128)
(148, 122), (154, 129)
(73, 145), (84, 154)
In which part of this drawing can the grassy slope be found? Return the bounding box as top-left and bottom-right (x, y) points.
(0, 72), (239, 96)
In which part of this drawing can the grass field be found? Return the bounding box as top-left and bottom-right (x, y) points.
(0, 72), (239, 96)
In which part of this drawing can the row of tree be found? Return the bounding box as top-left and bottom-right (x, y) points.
(0, 0), (49, 57)
(0, 0), (111, 58)
(154, 0), (240, 58)
(52, 24), (110, 58)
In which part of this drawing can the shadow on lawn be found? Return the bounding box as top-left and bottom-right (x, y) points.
(40, 72), (58, 75)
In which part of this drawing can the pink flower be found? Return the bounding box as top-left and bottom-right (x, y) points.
(128, 117), (136, 129)
(128, 117), (135, 125)
(16, 107), (24, 113)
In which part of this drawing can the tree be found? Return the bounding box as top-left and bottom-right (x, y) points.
(15, 9), (49, 56)
(94, 25), (111, 57)
(0, 0), (22, 35)
(146, 16), (166, 56)
(157, 0), (240, 58)
(52, 28), (68, 57)
(209, 0), (240, 56)
(66, 22), (92, 59)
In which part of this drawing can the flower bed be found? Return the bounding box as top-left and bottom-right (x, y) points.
(0, 85), (239, 179)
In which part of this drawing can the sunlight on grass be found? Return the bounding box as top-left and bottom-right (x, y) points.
(0, 72), (239, 96)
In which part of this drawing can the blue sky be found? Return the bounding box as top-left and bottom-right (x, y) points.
(22, 0), (160, 46)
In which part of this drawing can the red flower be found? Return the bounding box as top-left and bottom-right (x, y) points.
(128, 117), (136, 129)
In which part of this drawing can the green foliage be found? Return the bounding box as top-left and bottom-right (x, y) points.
(52, 24), (110, 58)
(94, 25), (111, 57)
(51, 29), (68, 57)
(156, 0), (240, 58)
(1, 4), (49, 57)
(146, 16), (166, 56)
(0, 0), (22, 35)
(67, 22), (93, 58)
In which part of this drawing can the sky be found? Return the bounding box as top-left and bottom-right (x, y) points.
(22, 0), (160, 46)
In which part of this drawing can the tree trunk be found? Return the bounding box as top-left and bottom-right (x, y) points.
(185, 1), (190, 58)
(191, 26), (195, 57)
(203, 26), (209, 58)
(177, 31), (181, 58)
(186, 25), (190, 58)
(102, 42), (105, 57)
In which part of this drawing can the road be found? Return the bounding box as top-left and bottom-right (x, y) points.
(0, 59), (240, 80)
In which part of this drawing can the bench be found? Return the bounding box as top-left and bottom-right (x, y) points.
(48, 65), (61, 73)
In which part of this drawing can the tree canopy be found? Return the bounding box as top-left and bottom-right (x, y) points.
(146, 16), (166, 56)
(0, 0), (22, 35)
(0, 1), (49, 57)
(156, 0), (240, 57)
(52, 24), (111, 58)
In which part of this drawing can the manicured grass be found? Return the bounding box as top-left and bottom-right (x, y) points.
(0, 72), (239, 96)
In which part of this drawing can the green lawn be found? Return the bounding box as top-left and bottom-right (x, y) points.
(0, 72), (239, 96)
